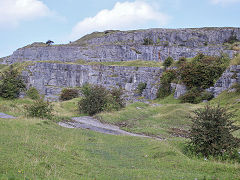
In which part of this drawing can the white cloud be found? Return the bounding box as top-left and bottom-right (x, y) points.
(211, 0), (240, 5)
(71, 1), (170, 40)
(0, 0), (51, 27)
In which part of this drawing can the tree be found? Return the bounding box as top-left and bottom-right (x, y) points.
(163, 56), (174, 68)
(188, 104), (240, 157)
(0, 66), (26, 99)
(78, 84), (125, 115)
(46, 40), (54, 46)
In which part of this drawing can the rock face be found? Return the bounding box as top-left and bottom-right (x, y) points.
(22, 62), (163, 101)
(173, 84), (187, 99)
(2, 27), (240, 100)
(2, 27), (239, 64)
(207, 65), (240, 97)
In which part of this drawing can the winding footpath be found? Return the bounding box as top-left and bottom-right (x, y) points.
(0, 109), (162, 140)
(59, 116), (149, 137)
(0, 112), (16, 119)
(59, 116), (163, 140)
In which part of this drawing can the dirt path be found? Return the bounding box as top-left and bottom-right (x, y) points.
(59, 116), (162, 140)
(0, 112), (16, 119)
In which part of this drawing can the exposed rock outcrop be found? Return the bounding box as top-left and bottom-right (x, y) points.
(2, 27), (239, 64)
(207, 65), (240, 96)
(22, 62), (163, 101)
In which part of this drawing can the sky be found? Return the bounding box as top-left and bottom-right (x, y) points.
(0, 0), (240, 57)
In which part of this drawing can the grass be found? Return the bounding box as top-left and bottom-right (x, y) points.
(73, 59), (163, 68)
(97, 95), (201, 138)
(1, 116), (240, 180)
(0, 64), (9, 73)
(230, 53), (240, 65)
(0, 102), (239, 179)
(210, 91), (240, 123)
(1, 93), (240, 179)
(72, 31), (119, 45)
(36, 59), (164, 68)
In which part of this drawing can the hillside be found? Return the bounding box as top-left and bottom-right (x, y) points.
(1, 91), (240, 179)
(1, 27), (240, 179)
(1, 27), (239, 64)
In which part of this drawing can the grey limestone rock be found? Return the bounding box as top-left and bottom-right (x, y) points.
(0, 113), (16, 119)
(2, 27), (239, 64)
(174, 84), (187, 99)
(22, 62), (163, 101)
(207, 65), (240, 97)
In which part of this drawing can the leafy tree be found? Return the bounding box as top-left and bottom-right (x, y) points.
(179, 55), (230, 89)
(78, 84), (125, 115)
(59, 88), (79, 101)
(188, 104), (240, 157)
(0, 66), (26, 99)
(157, 70), (177, 98)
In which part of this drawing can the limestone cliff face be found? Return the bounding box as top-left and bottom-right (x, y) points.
(207, 65), (240, 96)
(22, 62), (163, 101)
(2, 27), (239, 64)
(2, 27), (240, 101)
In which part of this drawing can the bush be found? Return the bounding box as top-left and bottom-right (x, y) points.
(59, 88), (79, 101)
(137, 82), (147, 95)
(177, 57), (187, 65)
(157, 82), (171, 99)
(78, 84), (125, 115)
(157, 70), (177, 99)
(232, 83), (240, 93)
(26, 87), (40, 100)
(109, 88), (125, 110)
(163, 56), (174, 68)
(188, 104), (240, 157)
(143, 38), (153, 45)
(179, 55), (230, 89)
(179, 87), (202, 104)
(0, 66), (26, 99)
(25, 98), (53, 119)
(201, 91), (214, 101)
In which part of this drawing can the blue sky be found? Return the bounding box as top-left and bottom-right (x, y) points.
(0, 0), (240, 57)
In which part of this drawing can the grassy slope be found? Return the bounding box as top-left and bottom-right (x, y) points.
(1, 95), (240, 179)
(97, 95), (201, 138)
(39, 60), (163, 68)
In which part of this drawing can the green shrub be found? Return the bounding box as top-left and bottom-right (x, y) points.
(232, 83), (240, 93)
(179, 55), (230, 89)
(60, 88), (79, 101)
(137, 82), (147, 95)
(78, 84), (125, 115)
(163, 56), (174, 68)
(188, 104), (240, 157)
(143, 38), (153, 45)
(179, 87), (202, 104)
(201, 91), (214, 101)
(26, 87), (40, 100)
(109, 88), (125, 110)
(157, 70), (177, 99)
(25, 98), (53, 119)
(0, 66), (26, 99)
(157, 82), (171, 99)
(175, 57), (187, 67)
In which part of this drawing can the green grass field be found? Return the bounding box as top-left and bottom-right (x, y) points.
(1, 91), (240, 179)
